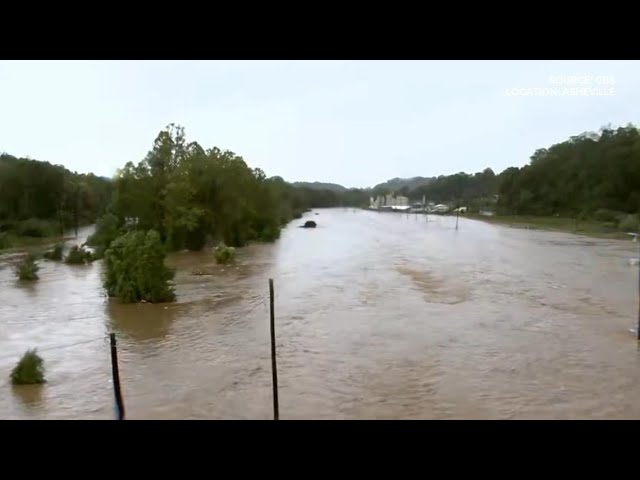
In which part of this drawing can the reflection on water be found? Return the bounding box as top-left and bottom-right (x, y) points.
(107, 302), (178, 342)
(12, 384), (44, 409)
(1, 213), (640, 419)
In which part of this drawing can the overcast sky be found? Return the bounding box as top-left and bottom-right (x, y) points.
(1, 60), (638, 188)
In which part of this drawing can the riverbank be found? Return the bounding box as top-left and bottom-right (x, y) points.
(464, 213), (632, 240)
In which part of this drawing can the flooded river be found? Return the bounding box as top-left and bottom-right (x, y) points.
(1, 209), (639, 419)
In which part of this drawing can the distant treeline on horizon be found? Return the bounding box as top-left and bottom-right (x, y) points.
(2, 123), (639, 246)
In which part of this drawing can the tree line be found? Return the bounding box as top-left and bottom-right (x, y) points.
(5, 122), (640, 303)
(0, 125), (369, 252)
(87, 125), (370, 302)
(4, 124), (370, 302)
(496, 125), (640, 218)
(0, 153), (112, 244)
(91, 124), (368, 255)
(4, 123), (639, 245)
(394, 124), (639, 228)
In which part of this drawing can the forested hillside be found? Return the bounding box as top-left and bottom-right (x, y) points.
(401, 124), (640, 230)
(496, 125), (640, 217)
(291, 181), (348, 192)
(372, 176), (434, 197)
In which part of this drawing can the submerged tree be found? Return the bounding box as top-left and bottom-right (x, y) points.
(43, 243), (64, 261)
(65, 245), (94, 265)
(107, 124), (360, 252)
(15, 254), (39, 281)
(103, 229), (175, 303)
(85, 213), (121, 259)
(213, 243), (236, 264)
(11, 349), (45, 385)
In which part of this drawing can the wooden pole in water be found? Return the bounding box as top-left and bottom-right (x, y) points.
(109, 333), (125, 420)
(456, 208), (460, 230)
(269, 278), (280, 420)
(637, 240), (639, 341)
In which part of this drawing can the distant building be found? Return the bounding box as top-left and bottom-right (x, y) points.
(369, 193), (409, 209)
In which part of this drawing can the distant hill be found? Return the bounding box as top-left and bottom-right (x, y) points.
(291, 181), (348, 192)
(372, 176), (435, 194)
(291, 177), (435, 193)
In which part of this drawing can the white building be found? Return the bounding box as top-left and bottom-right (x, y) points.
(369, 194), (409, 209)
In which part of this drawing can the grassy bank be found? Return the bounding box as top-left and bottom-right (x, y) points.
(465, 214), (633, 240)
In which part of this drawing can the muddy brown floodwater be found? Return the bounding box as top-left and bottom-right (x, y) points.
(1, 210), (640, 419)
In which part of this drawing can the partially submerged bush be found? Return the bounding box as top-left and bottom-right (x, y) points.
(65, 245), (94, 265)
(259, 225), (281, 242)
(104, 230), (175, 303)
(618, 214), (639, 232)
(11, 349), (45, 385)
(593, 209), (625, 223)
(85, 213), (121, 259)
(43, 243), (64, 261)
(214, 243), (236, 264)
(15, 254), (39, 281)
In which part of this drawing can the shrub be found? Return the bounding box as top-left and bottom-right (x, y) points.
(593, 209), (625, 223)
(618, 214), (640, 232)
(43, 243), (64, 261)
(11, 349), (45, 385)
(104, 230), (176, 303)
(85, 213), (120, 259)
(15, 254), (39, 281)
(259, 225), (281, 242)
(16, 218), (55, 238)
(65, 245), (94, 265)
(214, 243), (236, 264)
